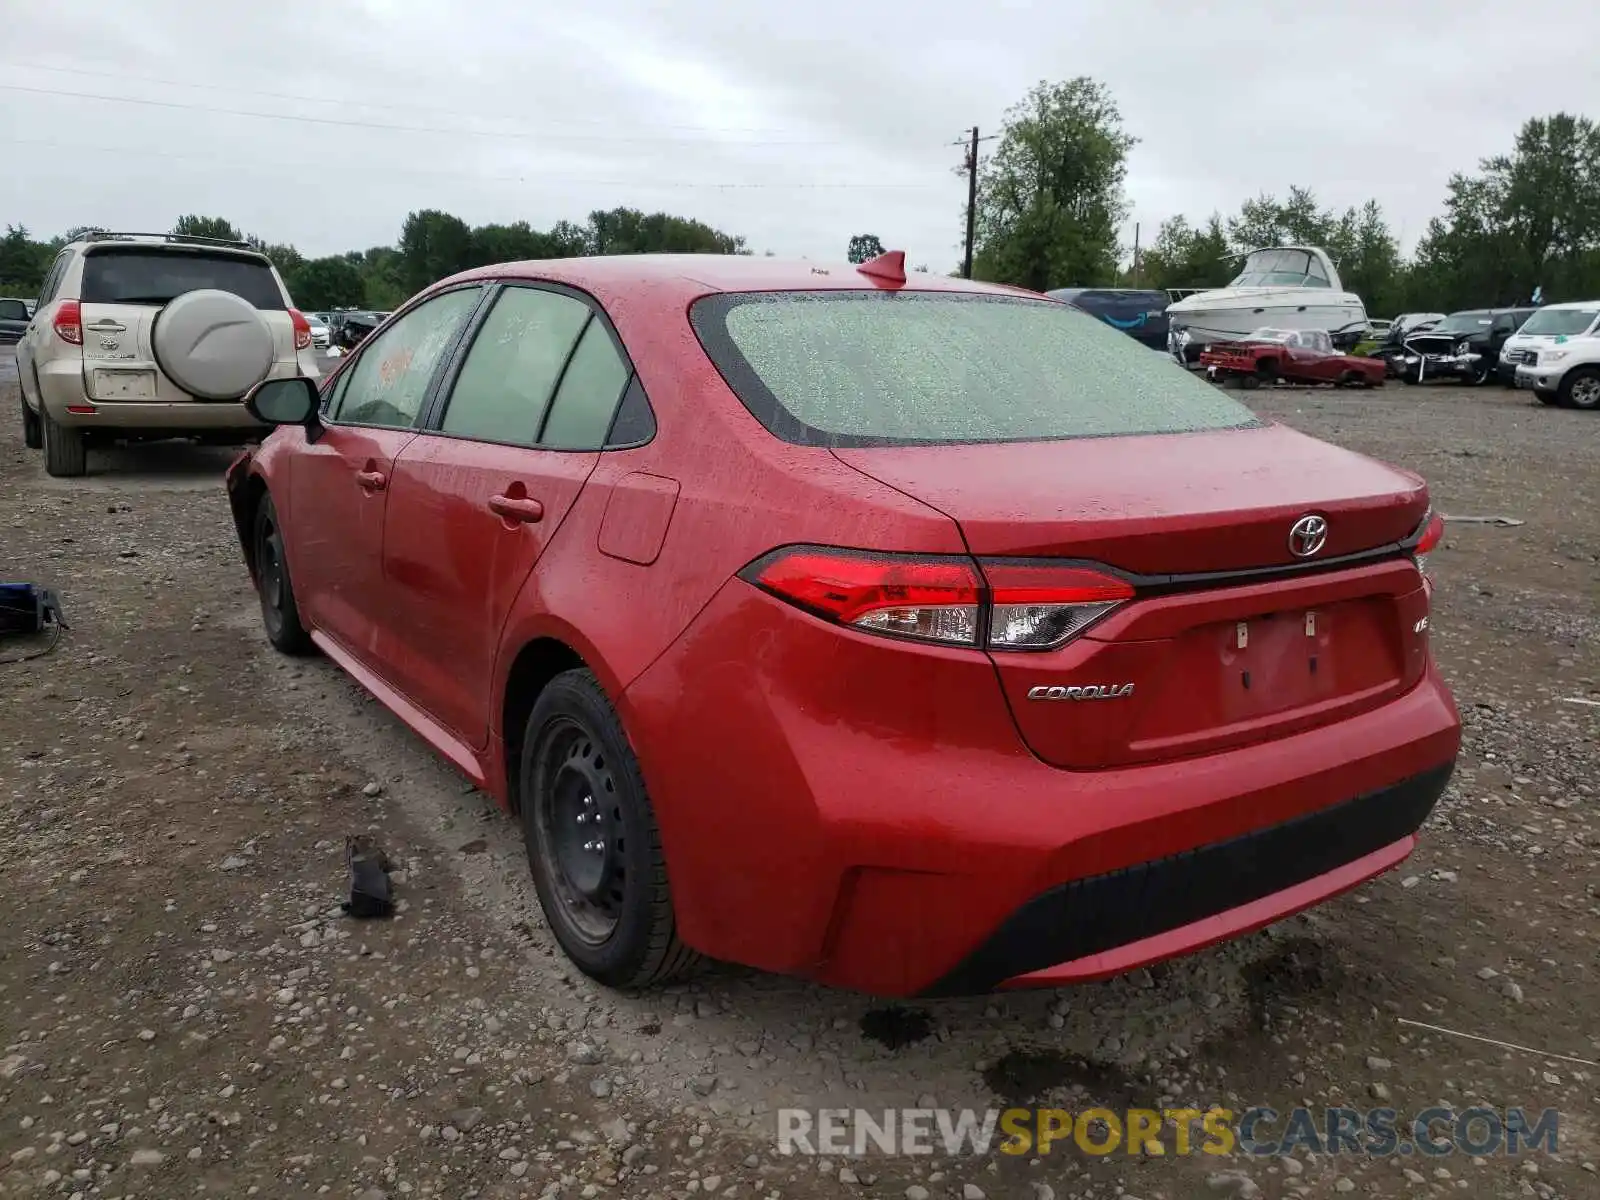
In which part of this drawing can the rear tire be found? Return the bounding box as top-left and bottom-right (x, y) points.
(521, 669), (701, 990)
(40, 408), (86, 477)
(1558, 366), (1600, 410)
(20, 392), (41, 450)
(253, 492), (314, 655)
(1255, 359), (1278, 387)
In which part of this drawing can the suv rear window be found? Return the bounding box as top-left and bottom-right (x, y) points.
(81, 248), (285, 310)
(690, 291), (1256, 447)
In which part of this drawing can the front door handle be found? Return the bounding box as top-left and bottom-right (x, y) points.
(488, 494), (544, 523)
(356, 469), (387, 492)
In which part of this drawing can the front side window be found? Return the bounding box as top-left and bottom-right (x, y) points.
(331, 288), (481, 429)
(439, 286), (591, 446)
(692, 291), (1258, 448)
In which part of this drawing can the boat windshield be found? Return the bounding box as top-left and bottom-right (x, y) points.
(1229, 249), (1332, 289)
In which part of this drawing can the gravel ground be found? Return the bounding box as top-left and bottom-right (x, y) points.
(1, 373), (1597, 1200)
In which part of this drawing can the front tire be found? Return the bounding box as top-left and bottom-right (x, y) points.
(521, 669), (700, 990)
(253, 492), (314, 654)
(41, 407), (86, 477)
(1558, 366), (1600, 410)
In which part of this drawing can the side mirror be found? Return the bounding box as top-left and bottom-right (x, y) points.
(246, 376), (321, 426)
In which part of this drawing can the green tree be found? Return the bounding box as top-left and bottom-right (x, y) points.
(847, 233), (885, 263)
(171, 214), (244, 242)
(1136, 214), (1233, 290)
(971, 77), (1136, 291)
(586, 207), (747, 255)
(1408, 114), (1600, 310)
(0, 224), (48, 293)
(285, 255), (366, 310)
(398, 209), (475, 292)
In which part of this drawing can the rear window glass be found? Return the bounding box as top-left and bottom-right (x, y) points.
(81, 249), (284, 310)
(691, 291), (1256, 447)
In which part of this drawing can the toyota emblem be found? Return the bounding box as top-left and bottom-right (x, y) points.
(1289, 514), (1329, 558)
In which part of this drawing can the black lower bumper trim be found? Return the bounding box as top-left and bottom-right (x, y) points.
(920, 761), (1455, 997)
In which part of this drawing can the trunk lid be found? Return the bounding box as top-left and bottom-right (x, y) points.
(834, 424), (1432, 768)
(832, 423), (1426, 574)
(78, 245), (295, 404)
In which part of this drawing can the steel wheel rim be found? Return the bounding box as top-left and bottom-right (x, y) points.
(257, 514), (285, 613)
(533, 717), (624, 944)
(1572, 376), (1600, 407)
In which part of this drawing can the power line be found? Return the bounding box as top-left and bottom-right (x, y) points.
(0, 60), (815, 136)
(0, 137), (943, 190)
(0, 83), (865, 147)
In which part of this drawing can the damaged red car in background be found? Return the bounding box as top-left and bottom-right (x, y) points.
(219, 251), (1459, 997)
(1202, 327), (1388, 389)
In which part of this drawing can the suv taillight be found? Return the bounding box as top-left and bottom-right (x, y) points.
(739, 547), (1133, 651)
(289, 307), (312, 351)
(53, 300), (82, 345)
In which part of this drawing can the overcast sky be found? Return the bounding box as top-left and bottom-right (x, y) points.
(3, 0), (1597, 276)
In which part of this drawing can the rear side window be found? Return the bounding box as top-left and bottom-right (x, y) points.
(691, 291), (1257, 447)
(439, 287), (591, 446)
(540, 319), (631, 449)
(81, 249), (285, 310)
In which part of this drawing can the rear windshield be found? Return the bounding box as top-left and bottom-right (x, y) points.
(81, 249), (284, 310)
(690, 291), (1257, 447)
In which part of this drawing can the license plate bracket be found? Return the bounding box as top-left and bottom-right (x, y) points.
(91, 369), (156, 400)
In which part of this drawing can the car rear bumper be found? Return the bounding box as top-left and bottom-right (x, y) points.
(923, 761), (1450, 994)
(621, 583), (1463, 997)
(34, 357), (305, 429)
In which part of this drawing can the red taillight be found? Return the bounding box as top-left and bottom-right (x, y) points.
(739, 547), (1134, 651)
(53, 299), (82, 345)
(1411, 509), (1445, 580)
(981, 560), (1135, 649)
(289, 307), (312, 351)
(1413, 510), (1444, 556)
(741, 547), (982, 646)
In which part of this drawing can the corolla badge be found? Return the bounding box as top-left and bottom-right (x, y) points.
(1027, 683), (1135, 701)
(1288, 514), (1329, 558)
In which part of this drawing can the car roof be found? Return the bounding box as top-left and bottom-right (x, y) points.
(440, 254), (1038, 306)
(1532, 299), (1600, 310)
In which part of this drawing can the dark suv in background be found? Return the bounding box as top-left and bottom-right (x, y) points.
(1397, 307), (1536, 386)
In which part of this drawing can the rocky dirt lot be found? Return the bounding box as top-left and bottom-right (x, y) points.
(1, 367), (1597, 1200)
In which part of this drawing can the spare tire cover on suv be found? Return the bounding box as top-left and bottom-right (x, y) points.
(152, 289), (275, 400)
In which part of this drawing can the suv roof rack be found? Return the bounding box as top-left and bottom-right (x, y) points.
(79, 231), (257, 250)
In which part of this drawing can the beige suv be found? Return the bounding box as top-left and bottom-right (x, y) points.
(15, 232), (320, 477)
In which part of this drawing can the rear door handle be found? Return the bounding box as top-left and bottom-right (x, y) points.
(488, 494), (544, 523)
(356, 469), (387, 492)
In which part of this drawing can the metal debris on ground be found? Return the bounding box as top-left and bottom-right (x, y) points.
(1440, 515), (1525, 526)
(341, 835), (395, 919)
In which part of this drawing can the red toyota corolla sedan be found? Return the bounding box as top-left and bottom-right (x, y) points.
(224, 252), (1460, 997)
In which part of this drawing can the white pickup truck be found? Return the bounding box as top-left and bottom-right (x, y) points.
(1505, 301), (1600, 409)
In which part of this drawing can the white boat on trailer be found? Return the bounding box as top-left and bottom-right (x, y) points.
(1166, 246), (1368, 361)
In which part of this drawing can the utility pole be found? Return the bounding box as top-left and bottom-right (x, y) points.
(962, 126), (979, 280)
(1132, 222), (1141, 286)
